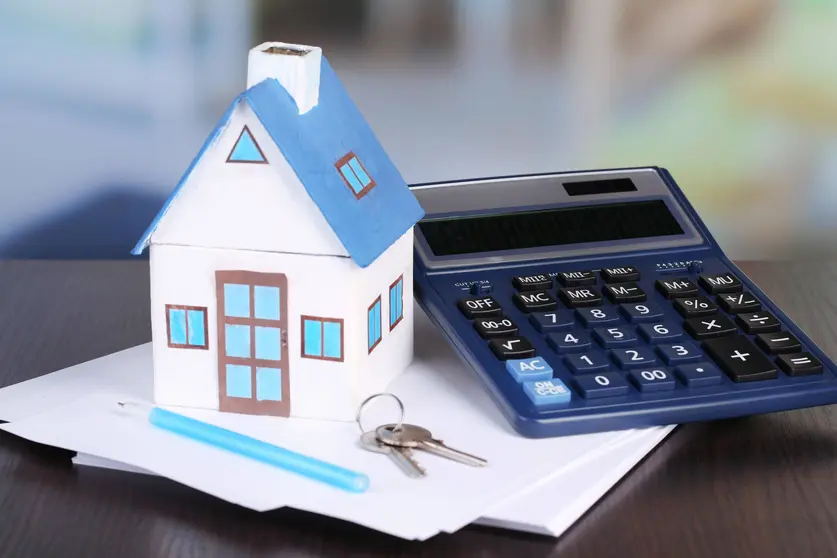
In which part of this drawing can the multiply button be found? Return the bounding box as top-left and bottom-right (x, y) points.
(557, 270), (597, 287)
(698, 273), (742, 294)
(558, 287), (602, 308)
(683, 315), (737, 340)
(655, 278), (699, 299)
(513, 290), (558, 313)
(603, 282), (646, 303)
(457, 296), (502, 319)
(512, 274), (552, 292)
(601, 266), (640, 283)
(489, 337), (536, 360)
(703, 335), (778, 382)
(717, 292), (761, 314)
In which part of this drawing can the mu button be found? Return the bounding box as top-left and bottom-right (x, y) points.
(490, 336), (536, 360)
(513, 290), (558, 313)
(699, 273), (743, 294)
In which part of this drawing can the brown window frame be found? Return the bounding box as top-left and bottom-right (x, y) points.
(165, 304), (209, 350)
(368, 295), (382, 354)
(389, 274), (404, 331)
(335, 151), (376, 199)
(300, 315), (345, 362)
(226, 125), (269, 164)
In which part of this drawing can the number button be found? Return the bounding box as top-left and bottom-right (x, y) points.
(529, 311), (575, 333)
(601, 266), (640, 283)
(558, 287), (602, 308)
(703, 335), (777, 382)
(656, 342), (702, 365)
(603, 283), (646, 303)
(576, 307), (620, 327)
(505, 357), (553, 383)
(716, 292), (761, 314)
(593, 326), (638, 349)
(683, 315), (737, 340)
(755, 331), (802, 355)
(620, 302), (664, 323)
(611, 347), (658, 369)
(638, 322), (683, 343)
(575, 373), (630, 399)
(698, 273), (742, 294)
(736, 312), (781, 334)
(675, 363), (724, 387)
(557, 270), (597, 287)
(655, 278), (699, 299)
(489, 337), (536, 360)
(473, 317), (519, 339)
(523, 378), (572, 407)
(564, 352), (611, 375)
(512, 274), (552, 292)
(674, 296), (718, 318)
(547, 331), (592, 353)
(457, 296), (502, 319)
(628, 368), (676, 392)
(776, 353), (823, 377)
(513, 290), (558, 313)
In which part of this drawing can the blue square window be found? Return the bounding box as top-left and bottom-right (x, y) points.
(166, 305), (208, 349)
(336, 152), (375, 198)
(389, 276), (404, 330)
(368, 297), (382, 352)
(302, 317), (343, 361)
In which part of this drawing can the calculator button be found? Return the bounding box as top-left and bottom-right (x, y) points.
(674, 296), (718, 318)
(529, 311), (575, 333)
(457, 296), (502, 319)
(512, 274), (552, 292)
(547, 331), (592, 353)
(557, 270), (597, 287)
(564, 352), (611, 375)
(601, 266), (640, 283)
(593, 326), (638, 349)
(575, 373), (630, 399)
(603, 282), (646, 303)
(675, 363), (724, 387)
(684, 315), (737, 340)
(558, 287), (602, 308)
(638, 322), (683, 344)
(620, 302), (664, 323)
(474, 317), (519, 339)
(755, 331), (802, 355)
(628, 368), (676, 392)
(523, 379), (572, 406)
(576, 307), (620, 327)
(716, 292), (762, 314)
(703, 335), (778, 382)
(655, 278), (700, 299)
(736, 312), (781, 334)
(698, 273), (743, 294)
(657, 342), (702, 365)
(611, 347), (658, 369)
(505, 357), (553, 383)
(513, 290), (558, 313)
(776, 353), (823, 377)
(489, 337), (536, 360)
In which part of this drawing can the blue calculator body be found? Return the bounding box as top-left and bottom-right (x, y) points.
(411, 167), (837, 438)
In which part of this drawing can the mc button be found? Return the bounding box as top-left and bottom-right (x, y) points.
(457, 296), (502, 319)
(513, 290), (558, 313)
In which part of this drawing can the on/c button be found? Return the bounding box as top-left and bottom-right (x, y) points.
(505, 357), (553, 383)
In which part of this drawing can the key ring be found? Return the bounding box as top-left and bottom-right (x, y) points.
(355, 392), (405, 434)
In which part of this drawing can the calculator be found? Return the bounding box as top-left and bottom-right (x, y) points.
(410, 167), (837, 438)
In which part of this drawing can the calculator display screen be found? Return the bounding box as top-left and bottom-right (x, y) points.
(418, 200), (685, 257)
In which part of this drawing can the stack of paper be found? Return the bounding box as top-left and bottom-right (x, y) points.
(0, 309), (673, 540)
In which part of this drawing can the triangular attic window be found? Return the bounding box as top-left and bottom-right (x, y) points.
(227, 125), (268, 164)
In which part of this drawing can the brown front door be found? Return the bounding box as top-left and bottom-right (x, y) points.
(216, 271), (289, 416)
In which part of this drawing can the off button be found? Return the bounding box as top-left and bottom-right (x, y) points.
(457, 296), (502, 319)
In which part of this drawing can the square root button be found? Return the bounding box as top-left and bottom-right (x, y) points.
(523, 378), (572, 407)
(505, 357), (553, 383)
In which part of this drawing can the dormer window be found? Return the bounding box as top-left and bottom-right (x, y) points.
(336, 152), (375, 199)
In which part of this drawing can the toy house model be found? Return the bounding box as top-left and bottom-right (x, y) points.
(132, 42), (425, 421)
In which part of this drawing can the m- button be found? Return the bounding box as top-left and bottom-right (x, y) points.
(457, 296), (502, 319)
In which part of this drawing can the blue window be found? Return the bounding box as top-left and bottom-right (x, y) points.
(368, 297), (382, 352)
(389, 276), (404, 330)
(227, 125), (267, 164)
(301, 317), (344, 361)
(226, 365), (252, 398)
(336, 152), (375, 199)
(166, 305), (208, 349)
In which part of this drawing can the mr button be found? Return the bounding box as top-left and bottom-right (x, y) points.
(457, 296), (502, 319)
(558, 287), (602, 308)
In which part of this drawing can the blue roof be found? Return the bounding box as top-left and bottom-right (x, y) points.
(132, 57), (425, 268)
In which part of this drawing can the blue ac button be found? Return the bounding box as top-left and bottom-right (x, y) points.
(505, 357), (553, 383)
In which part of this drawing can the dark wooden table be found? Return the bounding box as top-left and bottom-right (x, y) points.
(2, 260), (837, 557)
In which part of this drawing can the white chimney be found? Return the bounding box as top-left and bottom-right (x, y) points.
(246, 41), (322, 114)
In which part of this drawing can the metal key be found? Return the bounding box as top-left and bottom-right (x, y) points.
(376, 424), (488, 467)
(359, 431), (425, 478)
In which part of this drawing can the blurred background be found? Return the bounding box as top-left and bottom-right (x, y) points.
(0, 0), (835, 260)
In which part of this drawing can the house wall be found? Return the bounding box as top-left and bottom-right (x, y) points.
(151, 102), (350, 258)
(150, 243), (363, 421)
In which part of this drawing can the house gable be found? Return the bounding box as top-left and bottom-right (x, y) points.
(148, 102), (350, 257)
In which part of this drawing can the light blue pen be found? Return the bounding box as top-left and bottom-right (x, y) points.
(117, 402), (369, 493)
